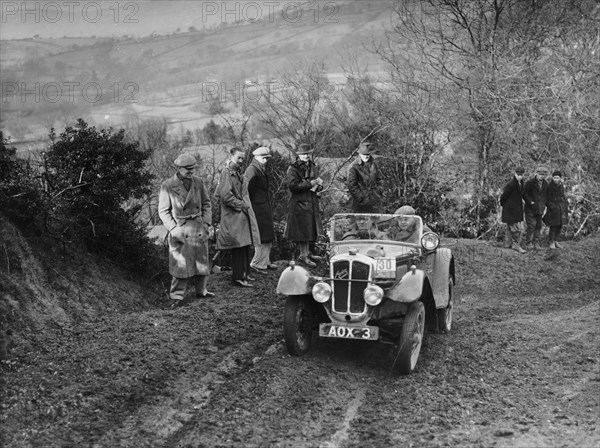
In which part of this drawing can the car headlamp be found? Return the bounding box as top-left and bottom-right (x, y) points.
(312, 282), (332, 303)
(421, 232), (440, 251)
(363, 285), (384, 306)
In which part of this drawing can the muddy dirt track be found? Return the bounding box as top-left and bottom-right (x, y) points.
(1, 238), (599, 447)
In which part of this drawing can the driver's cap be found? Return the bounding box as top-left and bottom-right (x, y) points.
(394, 205), (416, 215)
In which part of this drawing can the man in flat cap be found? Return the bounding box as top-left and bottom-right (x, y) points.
(348, 142), (382, 213)
(245, 146), (278, 273)
(158, 153), (213, 305)
(284, 143), (323, 267)
(500, 167), (526, 253)
(386, 205), (430, 242)
(544, 170), (568, 249)
(523, 166), (549, 250)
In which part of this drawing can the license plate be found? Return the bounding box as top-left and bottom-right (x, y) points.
(319, 324), (379, 340)
(375, 258), (396, 279)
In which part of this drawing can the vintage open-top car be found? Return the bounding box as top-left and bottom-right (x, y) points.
(277, 213), (455, 374)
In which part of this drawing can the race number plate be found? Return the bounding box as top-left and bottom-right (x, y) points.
(319, 324), (379, 340)
(375, 258), (396, 279)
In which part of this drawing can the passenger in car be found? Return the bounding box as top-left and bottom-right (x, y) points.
(387, 205), (430, 242)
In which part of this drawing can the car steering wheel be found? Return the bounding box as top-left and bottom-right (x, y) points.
(340, 232), (359, 240)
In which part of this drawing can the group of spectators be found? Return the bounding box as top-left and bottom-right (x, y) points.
(157, 139), (569, 304)
(157, 141), (389, 305)
(500, 166), (569, 253)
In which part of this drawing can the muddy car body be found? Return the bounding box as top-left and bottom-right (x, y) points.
(277, 213), (455, 374)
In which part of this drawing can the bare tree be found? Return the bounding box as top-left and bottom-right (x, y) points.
(246, 61), (337, 153)
(387, 0), (600, 234)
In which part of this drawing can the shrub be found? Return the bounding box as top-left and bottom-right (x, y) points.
(42, 120), (159, 273)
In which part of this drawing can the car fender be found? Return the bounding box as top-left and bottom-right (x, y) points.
(276, 265), (312, 296)
(427, 248), (455, 309)
(387, 269), (425, 303)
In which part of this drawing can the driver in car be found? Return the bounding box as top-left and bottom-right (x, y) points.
(342, 215), (386, 240)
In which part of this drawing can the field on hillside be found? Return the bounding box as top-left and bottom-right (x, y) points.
(1, 1), (394, 143)
(1, 227), (599, 447)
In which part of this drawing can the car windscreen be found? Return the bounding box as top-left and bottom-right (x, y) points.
(330, 214), (423, 244)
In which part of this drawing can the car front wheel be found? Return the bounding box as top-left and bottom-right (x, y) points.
(283, 295), (314, 356)
(395, 300), (425, 374)
(438, 276), (454, 333)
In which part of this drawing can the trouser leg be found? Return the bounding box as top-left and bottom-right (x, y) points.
(170, 276), (188, 301)
(251, 243), (272, 269)
(533, 214), (542, 244)
(548, 227), (555, 243)
(194, 275), (207, 296)
(524, 213), (536, 244)
(298, 241), (310, 257)
(548, 225), (562, 243)
(231, 247), (245, 281)
(232, 246), (251, 281)
(243, 245), (251, 279)
(509, 223), (522, 246)
(504, 225), (513, 247)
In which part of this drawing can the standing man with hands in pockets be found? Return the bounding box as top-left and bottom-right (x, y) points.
(216, 147), (261, 287)
(245, 146), (278, 273)
(158, 154), (213, 306)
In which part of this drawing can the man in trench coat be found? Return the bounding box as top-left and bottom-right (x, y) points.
(284, 143), (323, 268)
(500, 166), (526, 253)
(216, 147), (261, 287)
(245, 146), (278, 273)
(347, 142), (382, 213)
(158, 154), (213, 305)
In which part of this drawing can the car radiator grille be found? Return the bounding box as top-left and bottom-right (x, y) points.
(332, 260), (371, 314)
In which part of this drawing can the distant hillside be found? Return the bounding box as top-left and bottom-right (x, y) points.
(1, 1), (395, 143)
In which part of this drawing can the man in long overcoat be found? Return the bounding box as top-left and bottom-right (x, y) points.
(284, 143), (323, 267)
(216, 147), (260, 287)
(523, 166), (549, 250)
(158, 154), (213, 304)
(543, 170), (569, 249)
(500, 167), (526, 253)
(245, 146), (277, 273)
(348, 142), (382, 213)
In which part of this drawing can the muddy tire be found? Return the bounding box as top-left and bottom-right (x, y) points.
(438, 277), (454, 333)
(283, 295), (314, 356)
(395, 301), (425, 375)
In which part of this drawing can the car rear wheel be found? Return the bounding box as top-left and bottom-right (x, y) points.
(438, 276), (454, 333)
(283, 295), (314, 356)
(395, 301), (425, 375)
